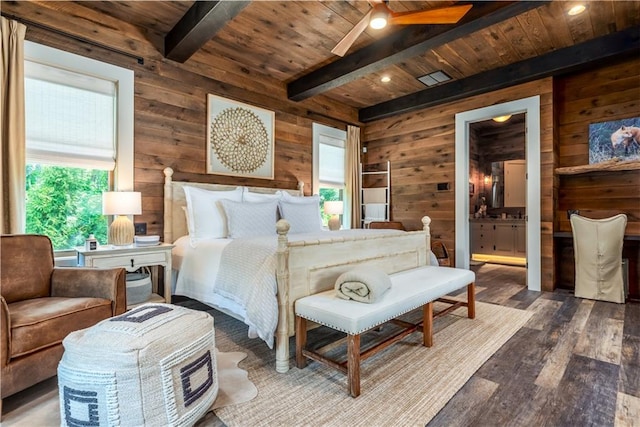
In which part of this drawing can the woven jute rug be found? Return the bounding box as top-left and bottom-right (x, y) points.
(213, 301), (533, 427)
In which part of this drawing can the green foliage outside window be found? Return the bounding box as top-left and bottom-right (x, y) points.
(26, 164), (108, 250)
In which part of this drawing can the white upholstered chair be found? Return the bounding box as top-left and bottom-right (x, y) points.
(570, 213), (627, 303)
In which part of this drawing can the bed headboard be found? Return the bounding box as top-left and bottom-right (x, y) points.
(163, 167), (304, 243)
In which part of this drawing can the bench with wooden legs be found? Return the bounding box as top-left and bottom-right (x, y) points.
(294, 265), (475, 397)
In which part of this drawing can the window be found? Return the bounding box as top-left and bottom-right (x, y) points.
(24, 42), (134, 250)
(312, 123), (347, 228)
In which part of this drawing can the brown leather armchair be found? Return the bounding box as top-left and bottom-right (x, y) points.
(1, 234), (126, 403)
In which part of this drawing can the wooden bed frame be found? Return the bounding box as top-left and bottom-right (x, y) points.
(163, 167), (432, 373)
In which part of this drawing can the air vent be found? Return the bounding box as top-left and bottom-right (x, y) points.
(418, 70), (452, 87)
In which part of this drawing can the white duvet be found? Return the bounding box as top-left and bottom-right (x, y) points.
(173, 229), (405, 348)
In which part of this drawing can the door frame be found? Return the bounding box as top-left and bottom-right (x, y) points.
(454, 96), (541, 291)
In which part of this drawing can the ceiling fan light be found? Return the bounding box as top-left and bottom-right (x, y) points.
(492, 115), (512, 123)
(370, 5), (388, 29)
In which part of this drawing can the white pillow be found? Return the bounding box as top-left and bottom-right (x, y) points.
(183, 185), (243, 242)
(280, 192), (318, 204)
(219, 199), (279, 239)
(243, 190), (282, 203)
(278, 200), (323, 234)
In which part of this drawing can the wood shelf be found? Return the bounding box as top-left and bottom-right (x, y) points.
(555, 159), (640, 175)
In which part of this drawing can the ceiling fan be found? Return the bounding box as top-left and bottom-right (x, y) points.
(332, 1), (473, 57)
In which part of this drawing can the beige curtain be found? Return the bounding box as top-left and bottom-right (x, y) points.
(346, 125), (361, 228)
(0, 17), (27, 234)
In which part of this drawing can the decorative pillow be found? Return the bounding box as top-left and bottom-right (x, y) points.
(219, 199), (279, 239)
(278, 200), (323, 234)
(183, 186), (243, 243)
(243, 190), (282, 203)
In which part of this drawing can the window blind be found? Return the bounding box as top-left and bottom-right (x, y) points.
(25, 60), (116, 170)
(319, 134), (345, 186)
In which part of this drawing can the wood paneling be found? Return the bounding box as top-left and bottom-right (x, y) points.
(554, 57), (640, 297)
(4, 1), (359, 239)
(363, 78), (555, 290)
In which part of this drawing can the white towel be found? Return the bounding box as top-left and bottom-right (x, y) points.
(364, 203), (386, 221)
(335, 267), (392, 303)
(362, 188), (387, 204)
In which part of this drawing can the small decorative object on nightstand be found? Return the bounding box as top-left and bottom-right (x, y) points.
(102, 191), (142, 246)
(76, 242), (174, 307)
(324, 200), (343, 231)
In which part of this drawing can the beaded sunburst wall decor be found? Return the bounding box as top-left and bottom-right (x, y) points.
(206, 94), (275, 179)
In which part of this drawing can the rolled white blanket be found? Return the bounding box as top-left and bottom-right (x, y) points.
(334, 266), (392, 303)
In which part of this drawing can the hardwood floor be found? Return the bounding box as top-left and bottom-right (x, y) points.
(3, 264), (638, 426)
(429, 263), (640, 427)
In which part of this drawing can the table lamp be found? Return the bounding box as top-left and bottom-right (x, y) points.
(324, 201), (344, 231)
(102, 191), (142, 246)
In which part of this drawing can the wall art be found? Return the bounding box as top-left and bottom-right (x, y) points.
(588, 117), (640, 164)
(207, 94), (274, 179)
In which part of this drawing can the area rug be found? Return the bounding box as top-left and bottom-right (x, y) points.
(1, 350), (257, 426)
(213, 301), (533, 427)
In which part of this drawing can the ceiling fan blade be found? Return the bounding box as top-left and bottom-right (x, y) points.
(332, 10), (373, 57)
(388, 4), (473, 26)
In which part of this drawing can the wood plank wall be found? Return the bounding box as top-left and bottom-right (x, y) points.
(555, 57), (640, 234)
(554, 57), (640, 297)
(363, 79), (555, 290)
(3, 1), (359, 238)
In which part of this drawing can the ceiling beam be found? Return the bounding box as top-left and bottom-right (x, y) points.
(165, 0), (249, 63)
(359, 27), (640, 122)
(287, 1), (546, 102)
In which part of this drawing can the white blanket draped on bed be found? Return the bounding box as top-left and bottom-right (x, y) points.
(214, 236), (279, 347)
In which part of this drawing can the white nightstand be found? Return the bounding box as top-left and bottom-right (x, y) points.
(76, 243), (174, 307)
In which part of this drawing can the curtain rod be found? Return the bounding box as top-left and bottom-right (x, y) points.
(1, 12), (145, 65)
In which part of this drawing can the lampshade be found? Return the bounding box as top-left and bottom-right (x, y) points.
(102, 191), (141, 246)
(324, 201), (344, 215)
(102, 191), (142, 215)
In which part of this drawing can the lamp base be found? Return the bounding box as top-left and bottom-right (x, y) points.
(109, 215), (135, 246)
(328, 215), (341, 231)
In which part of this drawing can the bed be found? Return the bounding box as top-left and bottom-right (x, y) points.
(163, 167), (433, 373)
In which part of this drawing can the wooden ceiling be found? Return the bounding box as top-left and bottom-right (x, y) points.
(12, 1), (640, 122)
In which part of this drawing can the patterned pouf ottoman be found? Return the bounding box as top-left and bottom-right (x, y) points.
(57, 303), (218, 427)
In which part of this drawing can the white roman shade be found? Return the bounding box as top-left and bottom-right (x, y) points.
(319, 134), (345, 186)
(25, 60), (116, 170)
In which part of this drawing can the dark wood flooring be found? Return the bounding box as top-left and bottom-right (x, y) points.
(429, 263), (640, 427)
(4, 263), (639, 426)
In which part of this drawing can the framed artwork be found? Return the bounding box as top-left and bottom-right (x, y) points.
(206, 94), (275, 179)
(588, 117), (640, 164)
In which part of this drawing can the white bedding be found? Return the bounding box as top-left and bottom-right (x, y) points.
(173, 229), (404, 348)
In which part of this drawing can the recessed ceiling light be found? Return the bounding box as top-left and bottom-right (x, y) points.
(568, 4), (585, 15)
(380, 76), (391, 83)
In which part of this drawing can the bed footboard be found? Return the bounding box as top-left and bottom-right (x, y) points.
(274, 216), (432, 373)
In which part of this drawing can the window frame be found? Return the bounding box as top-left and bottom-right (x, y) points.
(24, 41), (134, 256)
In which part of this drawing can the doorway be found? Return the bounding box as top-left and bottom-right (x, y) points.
(454, 96), (541, 292)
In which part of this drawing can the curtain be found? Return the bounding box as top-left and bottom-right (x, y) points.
(1, 17), (27, 234)
(346, 125), (361, 228)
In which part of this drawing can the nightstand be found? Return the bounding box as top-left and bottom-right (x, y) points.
(76, 243), (174, 306)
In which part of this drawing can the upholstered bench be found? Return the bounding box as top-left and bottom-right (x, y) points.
(58, 303), (218, 426)
(295, 265), (475, 397)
